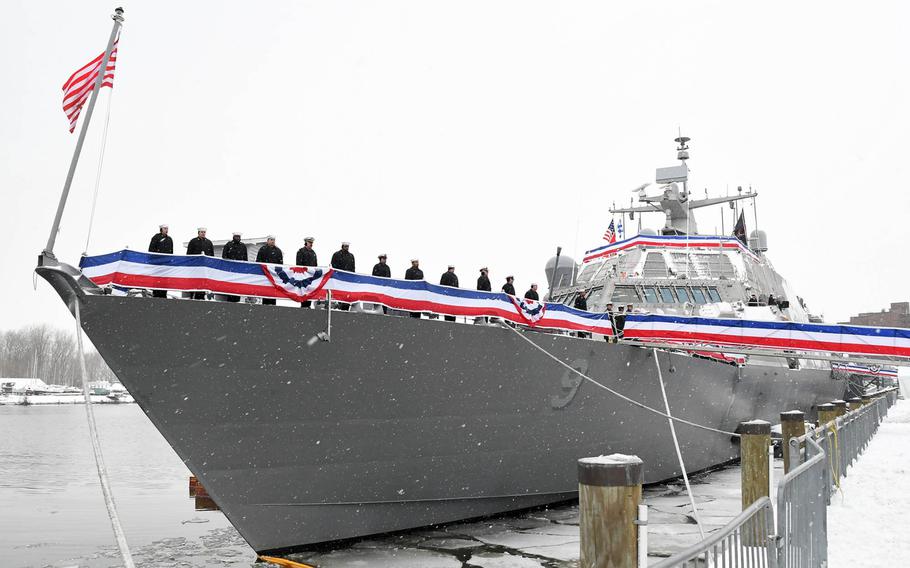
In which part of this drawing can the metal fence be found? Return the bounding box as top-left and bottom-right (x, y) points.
(651, 387), (899, 568)
(777, 389), (898, 567)
(651, 497), (777, 568)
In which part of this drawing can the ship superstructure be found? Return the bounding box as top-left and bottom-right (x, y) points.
(547, 137), (824, 372)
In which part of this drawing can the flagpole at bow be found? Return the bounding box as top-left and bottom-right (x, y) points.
(41, 7), (124, 264)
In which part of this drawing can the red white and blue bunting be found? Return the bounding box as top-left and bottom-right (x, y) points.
(79, 250), (910, 361)
(583, 234), (759, 263)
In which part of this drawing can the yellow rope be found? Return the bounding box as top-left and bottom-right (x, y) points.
(259, 556), (315, 568)
(827, 422), (843, 498)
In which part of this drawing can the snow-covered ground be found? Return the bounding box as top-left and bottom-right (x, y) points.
(828, 398), (910, 568)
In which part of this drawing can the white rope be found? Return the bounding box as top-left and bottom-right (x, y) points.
(83, 90), (114, 255)
(74, 300), (136, 568)
(653, 347), (706, 539)
(506, 325), (740, 437)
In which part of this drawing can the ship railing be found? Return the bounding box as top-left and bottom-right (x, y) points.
(650, 497), (778, 568)
(651, 387), (899, 568)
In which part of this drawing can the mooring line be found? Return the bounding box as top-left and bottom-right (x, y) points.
(653, 348), (706, 539)
(74, 300), (136, 567)
(506, 325), (740, 437)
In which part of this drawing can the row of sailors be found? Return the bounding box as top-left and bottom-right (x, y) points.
(147, 225), (541, 302)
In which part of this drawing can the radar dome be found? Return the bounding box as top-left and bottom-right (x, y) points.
(748, 230), (768, 252)
(545, 254), (578, 290)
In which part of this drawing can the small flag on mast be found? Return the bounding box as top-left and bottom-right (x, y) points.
(602, 220), (617, 243)
(62, 40), (119, 133)
(732, 210), (747, 246)
(617, 218), (624, 240)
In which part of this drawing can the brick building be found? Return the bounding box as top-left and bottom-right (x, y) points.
(843, 301), (910, 328)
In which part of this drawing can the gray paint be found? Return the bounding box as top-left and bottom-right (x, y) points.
(38, 266), (844, 552)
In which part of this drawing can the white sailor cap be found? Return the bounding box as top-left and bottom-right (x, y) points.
(304, 236), (315, 243)
(341, 241), (350, 246)
(411, 258), (419, 263)
(448, 264), (455, 269)
(197, 227), (207, 232)
(267, 234), (276, 240)
(531, 282), (538, 286)
(232, 231), (242, 236)
(159, 224), (168, 229)
(378, 253), (387, 259)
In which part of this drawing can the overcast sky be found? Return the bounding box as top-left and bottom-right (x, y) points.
(1, 0), (908, 332)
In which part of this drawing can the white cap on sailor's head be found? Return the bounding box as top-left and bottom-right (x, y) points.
(267, 234), (276, 240)
(411, 258), (419, 263)
(232, 231), (242, 237)
(197, 227), (207, 232)
(447, 264), (455, 269)
(341, 241), (350, 247)
(304, 236), (315, 243)
(378, 253), (387, 259)
(159, 224), (168, 229)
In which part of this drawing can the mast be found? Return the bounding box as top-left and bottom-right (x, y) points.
(41, 8), (124, 263)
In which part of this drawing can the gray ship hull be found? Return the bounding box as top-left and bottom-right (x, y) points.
(40, 268), (844, 553)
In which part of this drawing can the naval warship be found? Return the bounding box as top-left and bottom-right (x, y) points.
(37, 138), (847, 554)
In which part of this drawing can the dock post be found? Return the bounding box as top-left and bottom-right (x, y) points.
(780, 411), (805, 474)
(817, 403), (837, 427)
(833, 400), (848, 418)
(740, 420), (771, 546)
(848, 397), (863, 411)
(861, 394), (873, 407)
(578, 455), (643, 568)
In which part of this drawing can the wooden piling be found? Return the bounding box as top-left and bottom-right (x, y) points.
(740, 421), (771, 510)
(740, 421), (771, 547)
(833, 400), (848, 417)
(847, 397), (863, 411)
(780, 411), (805, 474)
(578, 455), (643, 568)
(861, 394), (873, 407)
(817, 403), (837, 427)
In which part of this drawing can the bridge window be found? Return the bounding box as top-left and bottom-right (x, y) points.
(642, 287), (659, 303)
(610, 285), (640, 304)
(707, 288), (722, 302)
(691, 288), (707, 304)
(674, 287), (691, 303)
(658, 287), (675, 303)
(576, 261), (602, 284)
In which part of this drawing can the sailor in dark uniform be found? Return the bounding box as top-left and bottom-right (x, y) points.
(405, 259), (424, 318)
(501, 276), (516, 296)
(372, 254), (391, 277)
(296, 237), (317, 267)
(186, 227), (214, 299)
(439, 265), (459, 322)
(221, 231), (247, 303)
(524, 284), (539, 301)
(574, 290), (590, 338)
(148, 224), (173, 298)
(296, 237), (317, 308)
(371, 254), (391, 314)
(186, 227), (214, 256)
(256, 235), (283, 305)
(331, 242), (355, 310)
(476, 267), (491, 291)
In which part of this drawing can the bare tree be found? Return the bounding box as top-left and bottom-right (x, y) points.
(0, 324), (115, 386)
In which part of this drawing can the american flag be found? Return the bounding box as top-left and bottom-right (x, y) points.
(602, 220), (617, 243)
(62, 40), (118, 133)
